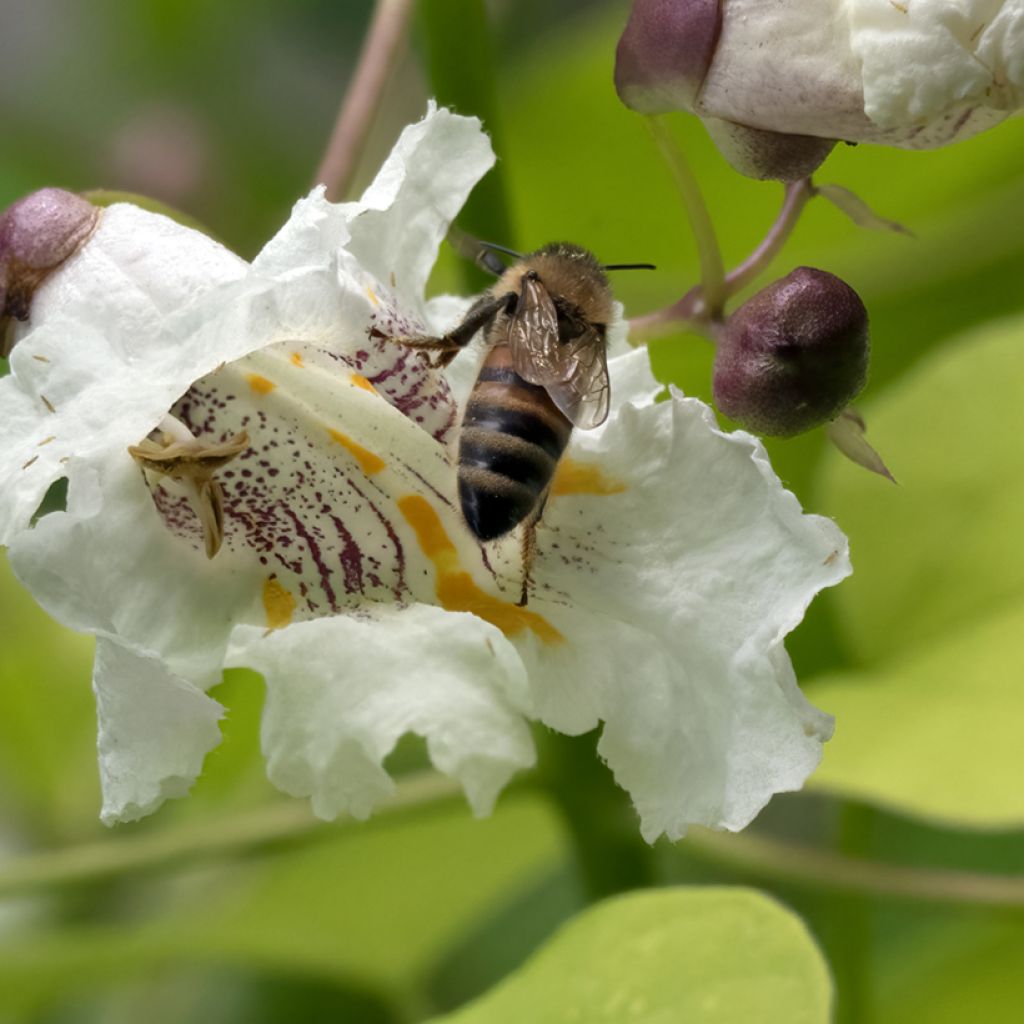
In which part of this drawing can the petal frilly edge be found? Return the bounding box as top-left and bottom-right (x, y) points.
(93, 639), (224, 825)
(226, 604), (535, 821)
(524, 387), (850, 843)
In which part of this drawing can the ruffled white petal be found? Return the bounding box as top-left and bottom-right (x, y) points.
(0, 104), (851, 838)
(93, 638), (224, 825)
(249, 104), (499, 442)
(849, 0), (1022, 131)
(339, 102), (496, 319)
(0, 205), (247, 544)
(524, 392), (848, 842)
(693, 0), (1020, 147)
(226, 604), (535, 819)
(7, 453), (263, 686)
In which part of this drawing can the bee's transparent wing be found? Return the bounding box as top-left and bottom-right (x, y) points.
(509, 274), (561, 384)
(509, 274), (610, 429)
(541, 326), (610, 430)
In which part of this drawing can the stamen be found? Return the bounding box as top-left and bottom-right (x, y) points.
(129, 419), (249, 558)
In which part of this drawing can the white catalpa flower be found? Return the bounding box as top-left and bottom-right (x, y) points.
(0, 106), (850, 842)
(616, 0), (1024, 178)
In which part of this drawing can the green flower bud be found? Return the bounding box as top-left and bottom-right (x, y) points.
(713, 267), (869, 437)
(1, 188), (100, 356)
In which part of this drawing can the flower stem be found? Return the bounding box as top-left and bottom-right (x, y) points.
(312, 0), (416, 201)
(0, 772), (460, 899)
(684, 812), (1024, 907)
(629, 177), (815, 342)
(828, 802), (876, 1024)
(536, 730), (657, 899)
(4, 779), (1024, 909)
(724, 178), (813, 294)
(645, 115), (727, 318)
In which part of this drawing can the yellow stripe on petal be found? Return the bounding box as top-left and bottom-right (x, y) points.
(263, 576), (296, 630)
(351, 373), (377, 394)
(398, 495), (563, 645)
(247, 374), (276, 395)
(327, 428), (386, 475)
(551, 458), (626, 497)
(289, 351), (304, 367)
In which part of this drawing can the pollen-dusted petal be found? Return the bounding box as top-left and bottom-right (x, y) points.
(250, 195), (462, 443)
(520, 390), (848, 842)
(93, 639), (224, 825)
(226, 604), (535, 820)
(157, 340), (478, 617)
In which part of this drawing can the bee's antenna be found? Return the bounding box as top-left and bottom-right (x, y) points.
(445, 228), (520, 277)
(602, 263), (657, 271)
(479, 241), (524, 260)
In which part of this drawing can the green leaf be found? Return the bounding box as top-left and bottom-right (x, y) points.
(432, 888), (832, 1024)
(818, 314), (1024, 665)
(808, 313), (1024, 826)
(810, 601), (1024, 828)
(878, 915), (1024, 1024)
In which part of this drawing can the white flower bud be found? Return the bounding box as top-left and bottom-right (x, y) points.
(616, 0), (1024, 178)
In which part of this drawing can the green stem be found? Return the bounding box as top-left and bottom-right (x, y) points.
(645, 115), (727, 318)
(684, 814), (1024, 907)
(418, 0), (515, 290)
(535, 730), (656, 900)
(0, 772), (460, 899)
(5, 773), (1024, 912)
(830, 802), (876, 1024)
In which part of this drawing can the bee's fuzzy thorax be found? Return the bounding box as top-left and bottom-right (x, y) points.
(492, 242), (614, 324)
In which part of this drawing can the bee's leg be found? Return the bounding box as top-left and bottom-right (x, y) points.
(391, 293), (514, 368)
(516, 490), (549, 607)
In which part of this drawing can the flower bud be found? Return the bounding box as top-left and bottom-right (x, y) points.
(616, 0), (1022, 179)
(1, 188), (100, 356)
(614, 0), (722, 114)
(713, 267), (869, 438)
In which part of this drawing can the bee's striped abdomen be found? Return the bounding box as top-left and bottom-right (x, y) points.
(458, 344), (571, 541)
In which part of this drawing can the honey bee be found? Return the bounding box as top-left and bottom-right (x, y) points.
(397, 241), (652, 593)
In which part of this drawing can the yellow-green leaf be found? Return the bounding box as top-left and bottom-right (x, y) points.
(433, 888), (832, 1024)
(810, 601), (1024, 827)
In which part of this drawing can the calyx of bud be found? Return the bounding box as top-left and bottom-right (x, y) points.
(1, 188), (100, 357)
(713, 267), (869, 437)
(615, 0), (722, 114)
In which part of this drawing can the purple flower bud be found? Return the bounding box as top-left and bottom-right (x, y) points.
(1, 188), (100, 357)
(615, 0), (722, 114)
(713, 267), (869, 438)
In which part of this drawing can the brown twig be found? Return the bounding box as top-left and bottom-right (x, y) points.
(312, 0), (416, 201)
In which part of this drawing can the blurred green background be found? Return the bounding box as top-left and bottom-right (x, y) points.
(2, 1), (1023, 1021)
